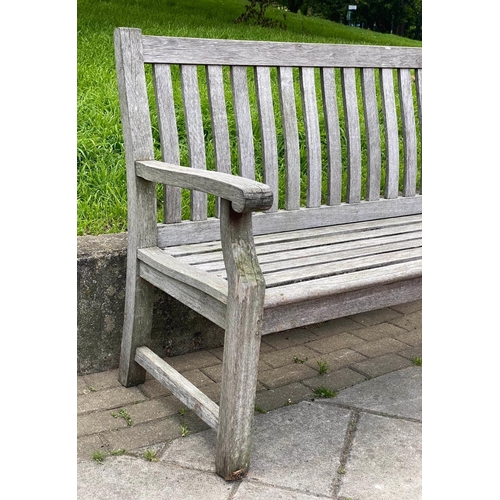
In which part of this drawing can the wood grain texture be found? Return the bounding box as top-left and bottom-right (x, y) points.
(300, 67), (322, 207)
(180, 64), (207, 220)
(361, 68), (381, 201)
(135, 346), (219, 429)
(153, 64), (182, 223)
(255, 66), (279, 212)
(320, 67), (342, 206)
(278, 66), (301, 210)
(380, 68), (399, 199)
(341, 68), (362, 203)
(215, 200), (265, 480)
(142, 35), (422, 68)
(114, 27), (157, 387)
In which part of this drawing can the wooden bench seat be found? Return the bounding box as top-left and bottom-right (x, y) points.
(113, 27), (422, 480)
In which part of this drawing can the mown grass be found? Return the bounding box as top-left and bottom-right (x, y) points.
(77, 0), (421, 235)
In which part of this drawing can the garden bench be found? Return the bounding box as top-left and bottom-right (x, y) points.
(114, 27), (422, 480)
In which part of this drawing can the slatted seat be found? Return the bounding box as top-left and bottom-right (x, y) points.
(113, 27), (422, 481)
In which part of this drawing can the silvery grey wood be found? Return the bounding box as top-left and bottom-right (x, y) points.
(231, 66), (255, 180)
(278, 66), (301, 210)
(180, 64), (207, 220)
(135, 160), (273, 213)
(215, 200), (266, 480)
(262, 276), (422, 335)
(139, 263), (227, 329)
(341, 68), (362, 203)
(156, 197), (422, 247)
(398, 68), (418, 197)
(380, 68), (400, 199)
(142, 35), (422, 68)
(361, 68), (382, 201)
(415, 68), (422, 132)
(320, 67), (342, 205)
(153, 64), (182, 223)
(255, 66), (279, 212)
(114, 27), (422, 481)
(300, 67), (322, 207)
(115, 28), (158, 387)
(135, 346), (219, 429)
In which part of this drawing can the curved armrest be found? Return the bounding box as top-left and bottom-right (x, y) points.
(136, 160), (273, 213)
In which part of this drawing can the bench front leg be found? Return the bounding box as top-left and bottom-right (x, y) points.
(215, 199), (266, 480)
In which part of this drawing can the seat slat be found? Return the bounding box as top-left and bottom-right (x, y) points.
(398, 68), (418, 197)
(153, 64), (182, 223)
(320, 67), (342, 206)
(278, 66), (301, 210)
(231, 66), (255, 180)
(380, 68), (399, 199)
(300, 67), (322, 207)
(361, 68), (382, 201)
(180, 64), (207, 220)
(255, 66), (279, 212)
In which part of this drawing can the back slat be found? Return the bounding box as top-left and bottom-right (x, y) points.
(300, 67), (322, 208)
(380, 68), (399, 199)
(180, 64), (207, 220)
(398, 69), (417, 197)
(153, 64), (182, 223)
(255, 66), (279, 212)
(231, 66), (255, 180)
(341, 68), (362, 203)
(320, 68), (342, 206)
(278, 67), (301, 210)
(360, 68), (381, 201)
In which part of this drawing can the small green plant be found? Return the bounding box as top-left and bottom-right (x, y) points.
(313, 387), (337, 398)
(293, 355), (307, 364)
(412, 356), (422, 366)
(317, 360), (329, 374)
(178, 408), (187, 417)
(111, 409), (132, 426)
(254, 404), (267, 414)
(109, 449), (126, 456)
(89, 386), (97, 392)
(180, 422), (190, 437)
(337, 466), (346, 474)
(143, 449), (159, 462)
(92, 450), (107, 464)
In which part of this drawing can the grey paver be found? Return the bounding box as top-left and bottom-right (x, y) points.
(304, 348), (367, 372)
(339, 413), (422, 500)
(302, 367), (367, 392)
(390, 310), (422, 331)
(351, 337), (409, 358)
(78, 409), (130, 437)
(165, 350), (222, 372)
(305, 332), (366, 354)
(83, 369), (121, 391)
(393, 328), (422, 346)
(324, 366), (422, 420)
(349, 322), (408, 341)
(351, 353), (413, 379)
(389, 299), (422, 315)
(262, 326), (320, 350)
(349, 307), (403, 326)
(77, 434), (109, 460)
(138, 378), (172, 398)
(233, 482), (329, 499)
(261, 345), (320, 368)
(254, 382), (314, 412)
(77, 386), (146, 414)
(397, 345), (422, 361)
(306, 316), (362, 336)
(257, 363), (318, 389)
(201, 359), (272, 383)
(77, 456), (235, 500)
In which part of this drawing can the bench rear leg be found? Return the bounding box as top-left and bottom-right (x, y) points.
(119, 270), (155, 387)
(215, 200), (265, 480)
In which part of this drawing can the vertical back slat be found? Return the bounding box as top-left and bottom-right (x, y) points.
(231, 66), (255, 180)
(380, 68), (399, 199)
(278, 66), (301, 210)
(341, 68), (362, 203)
(415, 68), (422, 132)
(360, 68), (381, 201)
(300, 67), (322, 208)
(206, 65), (232, 217)
(398, 68), (417, 197)
(153, 64), (182, 223)
(320, 67), (342, 206)
(254, 66), (279, 212)
(180, 64), (207, 221)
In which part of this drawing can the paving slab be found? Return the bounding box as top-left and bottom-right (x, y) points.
(163, 401), (351, 497)
(338, 413), (422, 500)
(320, 366), (422, 420)
(77, 456), (234, 500)
(233, 481), (330, 499)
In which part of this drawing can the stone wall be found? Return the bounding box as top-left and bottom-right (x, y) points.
(77, 233), (224, 375)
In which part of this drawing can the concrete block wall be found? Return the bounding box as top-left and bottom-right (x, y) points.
(77, 233), (225, 375)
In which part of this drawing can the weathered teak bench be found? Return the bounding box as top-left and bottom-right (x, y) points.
(114, 27), (422, 480)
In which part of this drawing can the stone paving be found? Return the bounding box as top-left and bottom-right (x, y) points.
(77, 300), (422, 470)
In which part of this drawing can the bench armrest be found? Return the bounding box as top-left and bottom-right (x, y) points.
(136, 160), (273, 213)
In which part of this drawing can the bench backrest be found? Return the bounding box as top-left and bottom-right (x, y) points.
(115, 28), (422, 247)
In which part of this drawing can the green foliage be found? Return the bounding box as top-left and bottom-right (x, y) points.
(313, 387), (337, 398)
(317, 359), (329, 375)
(143, 449), (159, 462)
(235, 0), (287, 29)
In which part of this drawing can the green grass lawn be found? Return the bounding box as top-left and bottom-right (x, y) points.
(77, 0), (421, 235)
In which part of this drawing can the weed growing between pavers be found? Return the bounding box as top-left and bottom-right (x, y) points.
(143, 449), (159, 462)
(92, 450), (106, 464)
(317, 360), (329, 374)
(111, 408), (132, 426)
(412, 356), (422, 366)
(293, 355), (308, 364)
(313, 387), (338, 398)
(254, 404), (267, 414)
